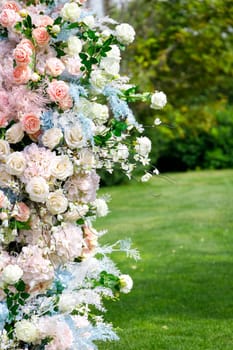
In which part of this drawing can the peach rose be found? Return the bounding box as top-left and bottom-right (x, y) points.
(35, 15), (54, 27)
(21, 114), (41, 134)
(0, 114), (9, 128)
(20, 39), (35, 52)
(28, 129), (42, 142)
(2, 1), (20, 12)
(32, 27), (50, 47)
(59, 96), (73, 110)
(14, 202), (30, 222)
(45, 57), (65, 77)
(0, 8), (19, 27)
(13, 65), (31, 84)
(47, 80), (70, 102)
(13, 45), (33, 66)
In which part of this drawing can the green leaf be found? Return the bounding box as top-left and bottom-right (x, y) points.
(54, 16), (62, 25)
(15, 280), (26, 292)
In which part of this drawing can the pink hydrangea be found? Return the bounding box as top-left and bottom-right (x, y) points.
(64, 171), (100, 203)
(17, 245), (54, 292)
(38, 316), (73, 350)
(21, 143), (56, 183)
(50, 223), (83, 263)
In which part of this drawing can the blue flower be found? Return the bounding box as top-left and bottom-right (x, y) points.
(0, 302), (9, 331)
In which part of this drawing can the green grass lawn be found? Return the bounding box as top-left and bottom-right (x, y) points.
(95, 169), (233, 350)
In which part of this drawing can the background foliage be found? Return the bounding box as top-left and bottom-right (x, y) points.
(108, 0), (233, 177)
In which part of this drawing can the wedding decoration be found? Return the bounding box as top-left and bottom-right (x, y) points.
(0, 0), (167, 349)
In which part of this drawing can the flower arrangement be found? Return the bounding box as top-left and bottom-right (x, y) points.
(0, 0), (167, 349)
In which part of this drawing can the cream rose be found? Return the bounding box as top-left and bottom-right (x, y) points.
(61, 2), (81, 22)
(51, 155), (73, 181)
(5, 123), (24, 144)
(5, 152), (26, 176)
(0, 140), (10, 159)
(42, 128), (63, 149)
(65, 36), (82, 56)
(115, 23), (135, 45)
(93, 198), (109, 217)
(82, 15), (95, 28)
(2, 264), (23, 284)
(45, 57), (65, 77)
(90, 69), (108, 90)
(0, 166), (12, 188)
(64, 126), (84, 149)
(26, 177), (49, 203)
(63, 204), (89, 222)
(46, 190), (68, 215)
(15, 320), (39, 343)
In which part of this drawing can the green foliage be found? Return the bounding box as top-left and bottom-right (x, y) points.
(96, 169), (233, 350)
(112, 0), (233, 172)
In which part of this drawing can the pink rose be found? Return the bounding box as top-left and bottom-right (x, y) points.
(2, 1), (20, 12)
(13, 44), (33, 66)
(0, 190), (8, 209)
(14, 202), (30, 222)
(0, 8), (19, 27)
(28, 129), (42, 142)
(0, 90), (9, 111)
(32, 27), (50, 46)
(45, 57), (65, 77)
(0, 114), (9, 128)
(20, 39), (35, 52)
(13, 65), (31, 84)
(47, 80), (70, 102)
(35, 15), (54, 27)
(21, 114), (41, 134)
(59, 96), (73, 110)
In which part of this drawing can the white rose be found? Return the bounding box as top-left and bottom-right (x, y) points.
(93, 198), (109, 217)
(135, 137), (151, 157)
(141, 172), (152, 182)
(100, 57), (120, 75)
(151, 91), (167, 109)
(78, 149), (95, 169)
(5, 123), (24, 144)
(76, 97), (92, 115)
(58, 293), (77, 313)
(91, 102), (109, 124)
(42, 128), (63, 150)
(82, 15), (95, 28)
(90, 69), (108, 90)
(2, 264), (23, 284)
(119, 274), (133, 294)
(64, 126), (84, 149)
(66, 36), (83, 56)
(115, 23), (135, 45)
(61, 3), (81, 22)
(51, 155), (73, 180)
(106, 45), (121, 59)
(0, 140), (10, 159)
(26, 177), (49, 203)
(0, 166), (12, 188)
(15, 320), (39, 343)
(5, 152), (26, 176)
(46, 190), (68, 215)
(64, 204), (89, 222)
